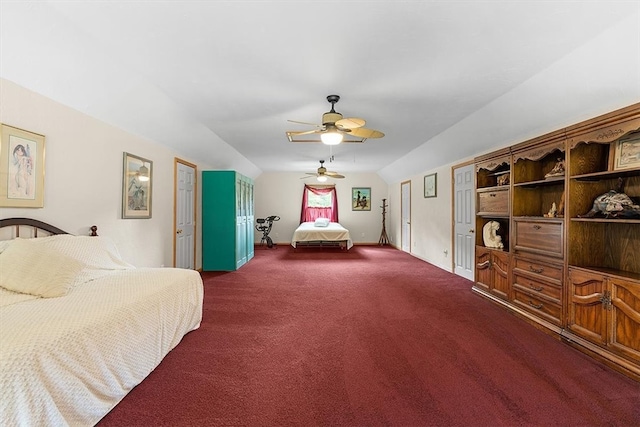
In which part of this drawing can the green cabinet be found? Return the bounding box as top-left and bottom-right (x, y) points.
(202, 171), (254, 271)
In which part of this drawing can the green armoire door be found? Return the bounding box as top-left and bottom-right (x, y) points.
(202, 171), (254, 271)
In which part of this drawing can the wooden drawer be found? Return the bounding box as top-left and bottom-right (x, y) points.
(477, 188), (509, 214)
(514, 218), (563, 258)
(513, 273), (561, 303)
(513, 257), (563, 283)
(513, 289), (562, 325)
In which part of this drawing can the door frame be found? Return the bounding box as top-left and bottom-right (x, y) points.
(451, 159), (475, 274)
(173, 158), (198, 269)
(400, 179), (411, 253)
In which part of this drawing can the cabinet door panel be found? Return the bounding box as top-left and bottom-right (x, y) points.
(475, 246), (491, 292)
(492, 250), (510, 300)
(609, 277), (640, 363)
(567, 268), (607, 345)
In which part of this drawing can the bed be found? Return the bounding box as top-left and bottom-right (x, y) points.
(291, 219), (353, 250)
(0, 218), (204, 426)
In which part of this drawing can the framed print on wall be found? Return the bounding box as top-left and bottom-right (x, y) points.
(0, 124), (46, 208)
(122, 152), (153, 218)
(612, 134), (640, 170)
(352, 187), (371, 211)
(424, 173), (437, 198)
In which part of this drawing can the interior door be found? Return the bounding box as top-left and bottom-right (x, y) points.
(453, 164), (475, 280)
(175, 159), (196, 269)
(401, 180), (411, 253)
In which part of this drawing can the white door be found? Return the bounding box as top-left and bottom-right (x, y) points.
(401, 180), (411, 253)
(175, 160), (196, 269)
(453, 164), (475, 280)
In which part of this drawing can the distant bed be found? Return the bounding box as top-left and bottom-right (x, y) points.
(0, 218), (204, 426)
(291, 220), (353, 250)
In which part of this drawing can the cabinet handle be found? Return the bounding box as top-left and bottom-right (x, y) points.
(490, 193), (496, 197)
(533, 225), (541, 230)
(528, 283), (543, 292)
(529, 265), (544, 274)
(529, 300), (544, 309)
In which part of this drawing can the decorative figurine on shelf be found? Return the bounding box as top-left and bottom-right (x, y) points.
(497, 172), (510, 186)
(482, 221), (504, 249)
(545, 158), (565, 179)
(579, 178), (640, 219)
(544, 202), (558, 218)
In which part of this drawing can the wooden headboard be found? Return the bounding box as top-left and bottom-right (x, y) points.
(0, 218), (97, 239)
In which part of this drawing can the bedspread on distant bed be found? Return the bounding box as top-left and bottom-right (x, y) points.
(291, 221), (353, 249)
(0, 236), (204, 427)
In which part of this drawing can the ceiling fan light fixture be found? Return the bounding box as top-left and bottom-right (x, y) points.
(321, 130), (343, 145)
(316, 175), (328, 182)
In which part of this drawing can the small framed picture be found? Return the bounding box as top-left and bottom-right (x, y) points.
(122, 152), (153, 218)
(613, 134), (640, 170)
(352, 187), (371, 211)
(0, 124), (46, 208)
(424, 173), (437, 198)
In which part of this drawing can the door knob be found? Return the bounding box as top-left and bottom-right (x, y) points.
(469, 229), (475, 233)
(176, 229), (183, 234)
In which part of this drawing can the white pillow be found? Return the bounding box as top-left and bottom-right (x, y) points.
(0, 238), (85, 298)
(27, 234), (134, 270)
(314, 218), (330, 227)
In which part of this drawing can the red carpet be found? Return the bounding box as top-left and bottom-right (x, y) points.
(99, 246), (639, 426)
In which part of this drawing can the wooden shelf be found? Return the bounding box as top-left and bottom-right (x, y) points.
(477, 185), (510, 193)
(477, 212), (509, 218)
(569, 265), (640, 282)
(570, 217), (640, 224)
(571, 168), (640, 181)
(513, 215), (564, 221)
(513, 176), (565, 188)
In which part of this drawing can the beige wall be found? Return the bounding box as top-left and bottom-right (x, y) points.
(254, 172), (389, 245)
(0, 79), (213, 268)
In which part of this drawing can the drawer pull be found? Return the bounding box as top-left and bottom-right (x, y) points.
(529, 266), (544, 274)
(529, 300), (544, 310)
(528, 284), (544, 292)
(490, 193), (496, 197)
(532, 225), (541, 230)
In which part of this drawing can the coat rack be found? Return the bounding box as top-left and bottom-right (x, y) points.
(379, 198), (389, 245)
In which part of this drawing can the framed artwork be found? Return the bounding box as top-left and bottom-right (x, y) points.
(352, 187), (371, 211)
(122, 152), (153, 218)
(424, 173), (437, 198)
(0, 124), (46, 208)
(612, 135), (640, 170)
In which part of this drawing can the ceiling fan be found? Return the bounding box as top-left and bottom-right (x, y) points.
(302, 160), (345, 182)
(286, 95), (385, 144)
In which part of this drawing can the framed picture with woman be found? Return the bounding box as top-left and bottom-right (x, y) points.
(0, 124), (45, 208)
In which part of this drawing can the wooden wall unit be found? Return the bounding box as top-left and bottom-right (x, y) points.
(472, 103), (640, 381)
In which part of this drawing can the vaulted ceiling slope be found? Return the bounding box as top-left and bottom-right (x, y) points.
(1, 1), (639, 183)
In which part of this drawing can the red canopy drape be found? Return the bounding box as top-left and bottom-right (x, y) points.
(300, 184), (338, 223)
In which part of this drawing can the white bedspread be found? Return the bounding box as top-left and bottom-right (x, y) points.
(0, 267), (203, 426)
(291, 222), (353, 249)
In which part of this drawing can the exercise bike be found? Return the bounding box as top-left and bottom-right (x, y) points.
(255, 215), (280, 248)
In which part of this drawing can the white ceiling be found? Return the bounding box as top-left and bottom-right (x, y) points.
(1, 1), (638, 181)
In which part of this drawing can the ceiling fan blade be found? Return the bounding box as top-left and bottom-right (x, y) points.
(286, 129), (322, 138)
(336, 117), (365, 129)
(348, 127), (385, 139)
(325, 172), (345, 178)
(287, 119), (322, 127)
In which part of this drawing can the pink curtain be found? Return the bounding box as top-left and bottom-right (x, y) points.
(300, 184), (339, 223)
